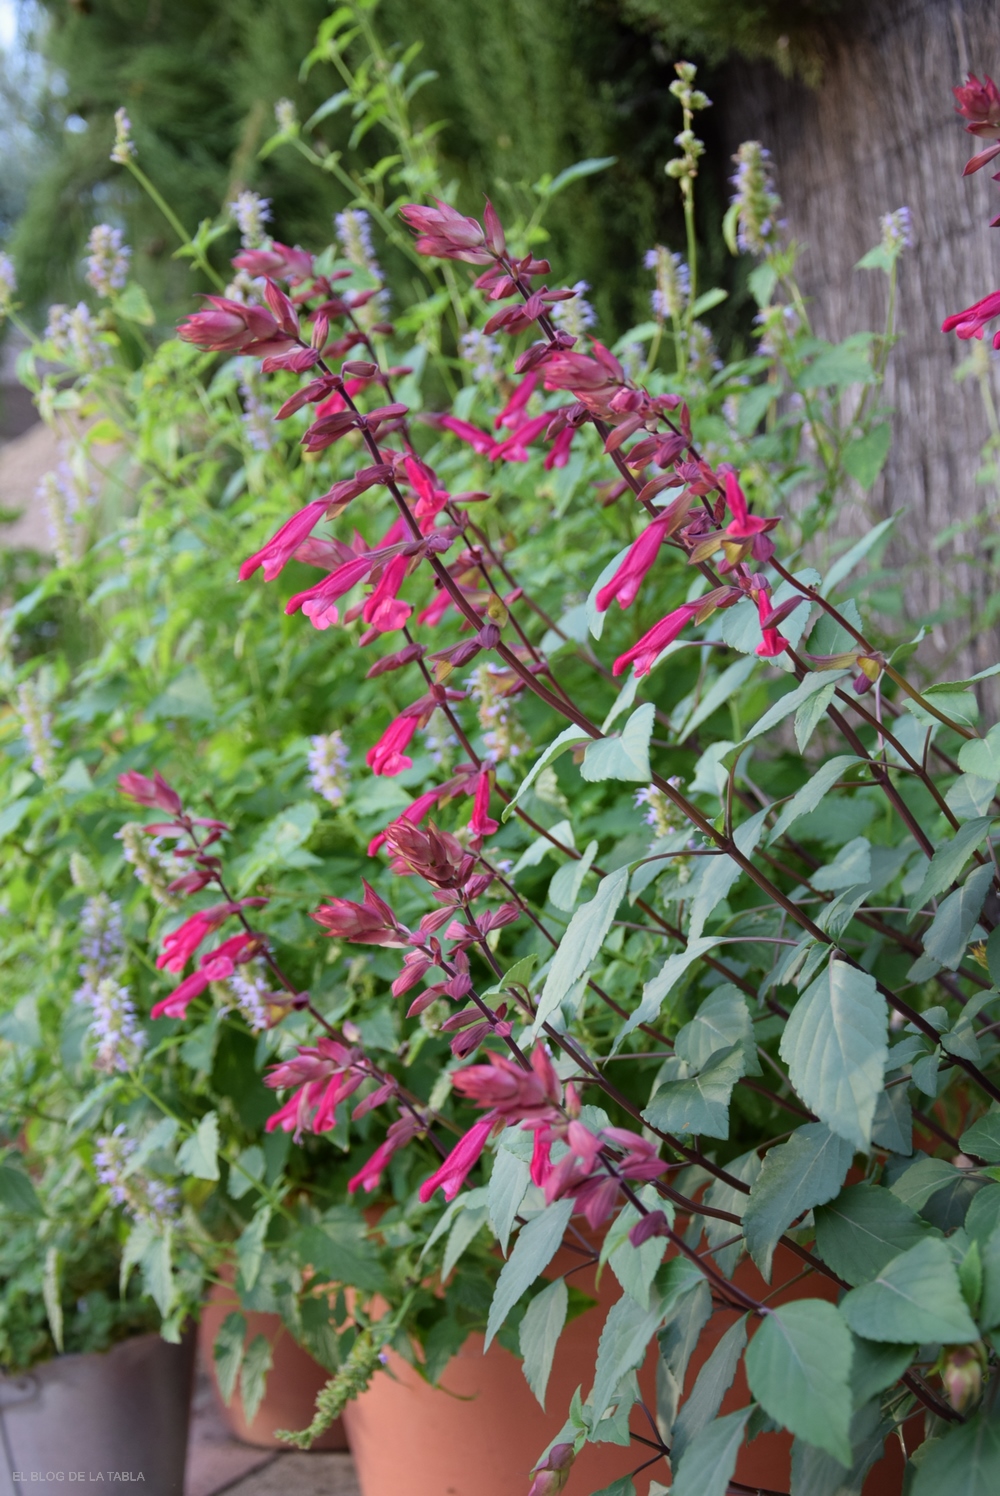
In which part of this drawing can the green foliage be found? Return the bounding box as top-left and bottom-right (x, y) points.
(616, 0), (860, 78)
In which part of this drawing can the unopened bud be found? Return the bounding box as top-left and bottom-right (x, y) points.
(528, 1443), (575, 1496)
(941, 1345), (984, 1412)
(342, 360), (378, 378)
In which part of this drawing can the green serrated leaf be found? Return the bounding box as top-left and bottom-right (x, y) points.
(589, 1288), (666, 1426)
(769, 757), (862, 844)
(912, 1411), (1000, 1496)
(240, 1333), (273, 1426)
(0, 1164), (44, 1216)
(177, 1111), (220, 1180)
(746, 1300), (853, 1465)
(842, 426), (892, 489)
(520, 1277), (568, 1409)
(581, 704), (655, 784)
(909, 818), (994, 915)
(213, 1312), (247, 1405)
(671, 1315), (747, 1466)
(814, 1183), (932, 1286)
(839, 1237), (979, 1344)
(779, 959), (887, 1151)
(485, 1199), (574, 1349)
(643, 1044), (745, 1139)
(532, 868), (628, 1034)
(743, 1124), (854, 1280)
(670, 1407), (751, 1496)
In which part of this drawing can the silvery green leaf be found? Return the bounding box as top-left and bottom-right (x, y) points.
(687, 808), (768, 942)
(519, 1278), (568, 1409)
(779, 960), (887, 1151)
(485, 1198), (573, 1349)
(239, 1333), (273, 1426)
(643, 1043), (745, 1140)
(839, 1237), (978, 1344)
(670, 1408), (751, 1496)
(671, 1315), (747, 1465)
(814, 1183), (931, 1286)
(581, 703), (655, 784)
(614, 937), (721, 1051)
(177, 1111), (220, 1180)
(488, 1143), (530, 1256)
(919, 863), (994, 971)
(213, 1312), (246, 1405)
(548, 838), (598, 911)
(675, 985), (760, 1075)
(533, 868), (628, 1034)
(589, 1289), (666, 1426)
(769, 756), (861, 843)
(909, 818), (995, 915)
(745, 1299), (853, 1465)
(743, 1124), (854, 1280)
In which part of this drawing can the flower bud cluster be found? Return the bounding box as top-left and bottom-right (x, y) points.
(230, 190), (272, 250)
(16, 679), (57, 781)
(729, 141), (784, 257)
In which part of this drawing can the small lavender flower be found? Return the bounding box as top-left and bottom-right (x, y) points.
(239, 374), (274, 452)
(469, 663), (529, 762)
(460, 328), (504, 383)
(0, 253), (15, 317)
(645, 247), (690, 321)
(223, 962), (275, 1032)
(551, 281), (597, 340)
(687, 320), (722, 377)
(754, 302), (800, 358)
(880, 206), (914, 255)
(110, 107), (136, 165)
(335, 208), (389, 325)
(39, 469), (79, 568)
(78, 893), (125, 979)
(80, 977), (146, 1073)
(16, 680), (57, 780)
(730, 141), (784, 257)
(308, 730), (350, 807)
(274, 98), (298, 133)
(85, 224), (131, 297)
(45, 302), (109, 370)
(230, 190), (272, 250)
(116, 822), (180, 908)
(223, 269), (266, 306)
(95, 1126), (177, 1222)
(423, 708), (458, 769)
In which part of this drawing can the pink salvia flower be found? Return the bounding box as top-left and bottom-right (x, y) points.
(467, 773), (498, 838)
(612, 603), (698, 677)
(156, 904), (234, 972)
(151, 932), (256, 1019)
(178, 296), (291, 354)
(494, 372), (539, 431)
(362, 553), (413, 634)
(543, 426), (575, 470)
(312, 880), (410, 947)
(399, 200), (493, 265)
(366, 713), (420, 776)
(348, 1114), (424, 1194)
(418, 1115), (496, 1202)
(942, 290), (1000, 345)
(596, 515), (672, 612)
(239, 500), (332, 583)
(118, 769), (183, 814)
(368, 789), (442, 857)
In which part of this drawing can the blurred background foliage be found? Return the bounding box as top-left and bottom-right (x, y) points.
(2, 0), (855, 329)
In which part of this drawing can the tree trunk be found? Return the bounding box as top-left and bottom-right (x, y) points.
(721, 0), (1000, 693)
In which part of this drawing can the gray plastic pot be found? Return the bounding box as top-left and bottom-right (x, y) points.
(0, 1330), (194, 1496)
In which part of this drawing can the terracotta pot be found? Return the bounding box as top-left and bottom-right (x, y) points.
(0, 1329), (194, 1496)
(199, 1281), (347, 1451)
(343, 1239), (906, 1496)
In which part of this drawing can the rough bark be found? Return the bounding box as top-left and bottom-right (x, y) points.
(721, 0), (1000, 691)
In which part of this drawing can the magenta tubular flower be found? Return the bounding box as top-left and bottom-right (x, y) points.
(178, 296), (288, 353)
(543, 426), (575, 470)
(348, 1114), (423, 1194)
(156, 904), (233, 972)
(285, 550), (382, 629)
(312, 879), (410, 946)
(435, 414), (496, 455)
(232, 242), (314, 283)
(362, 553), (413, 633)
(366, 713), (420, 776)
(451, 1046), (560, 1122)
(467, 773), (498, 838)
(612, 602), (698, 677)
(494, 371), (539, 431)
(596, 515), (672, 613)
(399, 200), (493, 264)
(118, 769), (183, 814)
(942, 290), (1000, 345)
(954, 73), (1000, 173)
(489, 412), (551, 462)
(418, 1114), (496, 1202)
(722, 471), (777, 544)
(151, 932), (256, 1019)
(239, 499), (333, 582)
(368, 789), (442, 857)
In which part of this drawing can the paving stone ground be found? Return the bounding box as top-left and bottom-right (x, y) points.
(185, 1358), (361, 1496)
